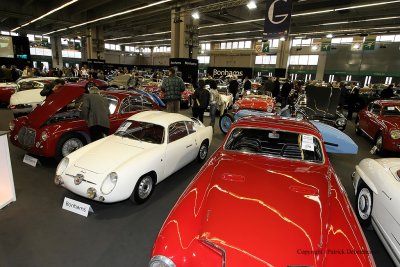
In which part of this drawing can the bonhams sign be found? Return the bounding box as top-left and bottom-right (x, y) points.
(207, 67), (252, 78)
(263, 0), (293, 38)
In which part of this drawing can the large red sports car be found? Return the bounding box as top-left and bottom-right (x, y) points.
(150, 116), (375, 267)
(9, 83), (160, 161)
(356, 99), (400, 154)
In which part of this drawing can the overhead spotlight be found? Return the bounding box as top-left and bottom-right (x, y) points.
(326, 33), (333, 38)
(352, 43), (361, 49)
(279, 36), (285, 41)
(192, 10), (200, 19)
(247, 0), (257, 9)
(311, 45), (319, 51)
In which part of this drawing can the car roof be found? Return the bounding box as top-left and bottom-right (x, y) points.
(374, 99), (400, 106)
(128, 111), (190, 127)
(233, 115), (322, 137)
(17, 77), (59, 83)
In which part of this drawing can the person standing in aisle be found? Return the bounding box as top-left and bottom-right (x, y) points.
(209, 79), (221, 129)
(272, 77), (280, 98)
(280, 79), (292, 107)
(243, 76), (252, 93)
(161, 67), (185, 113)
(81, 86), (110, 142)
(380, 84), (395, 99)
(228, 76), (239, 104)
(347, 86), (360, 121)
(192, 79), (210, 123)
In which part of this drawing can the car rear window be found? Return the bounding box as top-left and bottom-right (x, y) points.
(224, 127), (323, 163)
(383, 106), (400, 116)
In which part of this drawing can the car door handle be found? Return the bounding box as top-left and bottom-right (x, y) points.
(383, 190), (392, 200)
(186, 144), (193, 148)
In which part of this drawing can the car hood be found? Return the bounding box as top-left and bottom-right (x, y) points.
(382, 116), (400, 129)
(26, 84), (85, 128)
(198, 154), (330, 265)
(304, 85), (340, 117)
(73, 135), (159, 175)
(9, 89), (44, 105)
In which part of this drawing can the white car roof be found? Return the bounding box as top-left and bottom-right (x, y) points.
(17, 77), (59, 83)
(128, 111), (192, 127)
(0, 83), (16, 87)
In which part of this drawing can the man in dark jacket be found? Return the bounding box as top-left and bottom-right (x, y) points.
(40, 79), (65, 97)
(243, 76), (252, 91)
(280, 79), (292, 107)
(273, 77), (280, 98)
(380, 84), (395, 99)
(228, 76), (239, 104)
(161, 67), (185, 113)
(192, 79), (210, 123)
(81, 86), (110, 141)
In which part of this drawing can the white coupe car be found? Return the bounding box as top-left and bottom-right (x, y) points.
(54, 111), (213, 204)
(353, 158), (400, 266)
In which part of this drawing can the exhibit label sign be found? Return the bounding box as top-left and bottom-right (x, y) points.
(23, 154), (38, 167)
(62, 197), (93, 217)
(264, 0), (293, 38)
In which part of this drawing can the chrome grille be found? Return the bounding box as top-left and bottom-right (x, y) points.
(17, 127), (36, 148)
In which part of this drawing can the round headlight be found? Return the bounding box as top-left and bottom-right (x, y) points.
(9, 121), (15, 131)
(232, 104), (239, 111)
(101, 172), (118, 195)
(390, 130), (400, 140)
(149, 255), (176, 267)
(296, 112), (305, 120)
(56, 157), (69, 175)
(336, 118), (346, 126)
(87, 187), (97, 199)
(267, 106), (273, 113)
(41, 131), (49, 141)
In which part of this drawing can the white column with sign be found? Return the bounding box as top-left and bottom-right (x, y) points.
(0, 132), (16, 209)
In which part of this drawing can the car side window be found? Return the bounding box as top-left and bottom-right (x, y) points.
(119, 97), (130, 113)
(367, 103), (374, 112)
(141, 96), (154, 108)
(168, 122), (188, 143)
(371, 104), (381, 115)
(185, 121), (196, 134)
(104, 96), (118, 114)
(120, 96), (143, 113)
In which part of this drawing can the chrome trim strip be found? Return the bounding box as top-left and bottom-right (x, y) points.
(202, 239), (226, 267)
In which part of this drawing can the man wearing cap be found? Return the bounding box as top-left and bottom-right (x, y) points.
(161, 67), (185, 113)
(81, 86), (110, 141)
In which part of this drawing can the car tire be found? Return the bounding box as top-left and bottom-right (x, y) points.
(219, 113), (234, 135)
(375, 132), (385, 156)
(130, 174), (155, 204)
(355, 118), (362, 136)
(355, 182), (373, 227)
(197, 141), (209, 162)
(56, 133), (86, 162)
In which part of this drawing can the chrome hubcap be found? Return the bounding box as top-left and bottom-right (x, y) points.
(138, 176), (153, 199)
(62, 138), (83, 157)
(221, 117), (231, 132)
(358, 188), (372, 220)
(200, 144), (208, 159)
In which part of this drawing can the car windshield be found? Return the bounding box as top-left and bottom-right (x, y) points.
(382, 106), (400, 116)
(224, 127), (323, 163)
(17, 81), (44, 91)
(114, 120), (164, 144)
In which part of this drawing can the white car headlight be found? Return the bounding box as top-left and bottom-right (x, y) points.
(101, 172), (118, 195)
(41, 131), (49, 141)
(56, 157), (69, 175)
(336, 118), (346, 126)
(9, 121), (15, 131)
(390, 130), (400, 140)
(149, 255), (176, 267)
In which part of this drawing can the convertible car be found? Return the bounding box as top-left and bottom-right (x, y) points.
(54, 111), (213, 203)
(353, 158), (400, 266)
(9, 83), (160, 161)
(295, 85), (347, 131)
(150, 115), (374, 267)
(219, 94), (276, 134)
(356, 100), (400, 155)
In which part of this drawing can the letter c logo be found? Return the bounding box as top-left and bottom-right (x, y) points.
(268, 0), (289, 25)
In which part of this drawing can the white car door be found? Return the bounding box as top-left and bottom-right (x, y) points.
(164, 121), (196, 178)
(375, 167), (400, 256)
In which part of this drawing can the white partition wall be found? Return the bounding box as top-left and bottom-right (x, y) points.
(0, 132), (16, 209)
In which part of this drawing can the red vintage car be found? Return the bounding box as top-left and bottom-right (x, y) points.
(9, 83), (160, 161)
(150, 116), (375, 267)
(141, 82), (194, 108)
(356, 99), (400, 154)
(0, 82), (17, 106)
(219, 94), (276, 134)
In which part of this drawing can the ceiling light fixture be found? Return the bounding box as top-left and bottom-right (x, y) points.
(192, 10), (200, 20)
(104, 31), (171, 41)
(279, 37), (286, 41)
(12, 0), (78, 32)
(247, 0), (257, 9)
(326, 33), (333, 38)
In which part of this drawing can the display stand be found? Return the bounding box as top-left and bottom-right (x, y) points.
(0, 131), (16, 209)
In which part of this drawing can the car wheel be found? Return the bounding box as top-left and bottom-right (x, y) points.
(356, 183), (373, 227)
(56, 133), (86, 161)
(355, 118), (362, 135)
(219, 113), (234, 135)
(130, 174), (155, 204)
(197, 141), (209, 162)
(375, 133), (385, 155)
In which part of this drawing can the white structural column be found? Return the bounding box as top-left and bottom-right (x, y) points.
(50, 36), (63, 68)
(170, 8), (199, 59)
(315, 53), (327, 81)
(275, 39), (291, 77)
(85, 26), (105, 60)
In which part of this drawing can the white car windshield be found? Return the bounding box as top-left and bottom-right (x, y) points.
(115, 120), (164, 144)
(224, 127), (323, 163)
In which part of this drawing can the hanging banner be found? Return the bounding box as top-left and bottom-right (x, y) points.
(321, 38), (331, 52)
(363, 35), (376, 51)
(263, 0), (293, 38)
(262, 41), (270, 53)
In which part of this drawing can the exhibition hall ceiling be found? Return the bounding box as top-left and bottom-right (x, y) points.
(0, 0), (400, 45)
